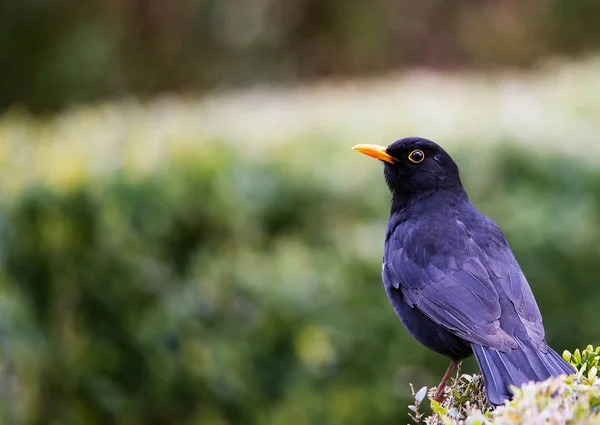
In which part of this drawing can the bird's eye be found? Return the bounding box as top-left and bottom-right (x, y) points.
(408, 149), (424, 164)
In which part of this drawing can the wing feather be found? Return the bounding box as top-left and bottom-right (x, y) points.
(384, 212), (545, 352)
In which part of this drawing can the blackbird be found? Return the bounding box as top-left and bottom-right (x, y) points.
(353, 137), (574, 406)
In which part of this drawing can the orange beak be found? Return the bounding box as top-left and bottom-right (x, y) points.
(352, 144), (395, 164)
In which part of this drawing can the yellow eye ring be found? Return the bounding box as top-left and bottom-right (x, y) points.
(408, 149), (425, 164)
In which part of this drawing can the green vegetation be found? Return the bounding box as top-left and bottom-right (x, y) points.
(1, 64), (600, 423)
(3, 0), (600, 112)
(411, 346), (600, 425)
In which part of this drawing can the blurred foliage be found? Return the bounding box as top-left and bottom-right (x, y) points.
(0, 100), (600, 424)
(0, 59), (599, 423)
(411, 346), (600, 424)
(2, 0), (600, 112)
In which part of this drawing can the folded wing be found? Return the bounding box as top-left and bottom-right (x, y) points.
(384, 215), (545, 352)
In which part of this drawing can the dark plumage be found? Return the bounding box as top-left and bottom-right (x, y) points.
(353, 137), (574, 406)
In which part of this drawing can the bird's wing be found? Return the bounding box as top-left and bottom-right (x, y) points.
(483, 236), (546, 350)
(384, 215), (545, 352)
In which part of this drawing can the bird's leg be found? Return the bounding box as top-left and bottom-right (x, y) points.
(433, 360), (460, 403)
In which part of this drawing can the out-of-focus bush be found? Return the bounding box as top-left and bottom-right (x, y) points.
(2, 0), (600, 112)
(0, 62), (599, 423)
(0, 121), (599, 424)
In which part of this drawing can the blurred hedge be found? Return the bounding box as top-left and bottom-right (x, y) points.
(3, 0), (600, 112)
(0, 131), (599, 424)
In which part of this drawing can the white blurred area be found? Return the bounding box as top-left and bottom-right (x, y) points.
(196, 58), (600, 154)
(1, 57), (600, 196)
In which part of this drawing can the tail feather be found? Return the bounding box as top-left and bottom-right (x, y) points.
(476, 347), (505, 402)
(472, 341), (575, 406)
(543, 347), (575, 376)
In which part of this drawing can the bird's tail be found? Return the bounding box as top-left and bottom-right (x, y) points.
(472, 340), (575, 406)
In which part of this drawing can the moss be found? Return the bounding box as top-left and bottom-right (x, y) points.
(410, 346), (600, 425)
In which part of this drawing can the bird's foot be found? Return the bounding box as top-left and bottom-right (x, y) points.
(432, 389), (447, 404)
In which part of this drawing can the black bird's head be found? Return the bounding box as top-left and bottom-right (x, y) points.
(353, 137), (465, 199)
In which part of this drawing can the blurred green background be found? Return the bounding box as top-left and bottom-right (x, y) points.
(1, 1), (600, 424)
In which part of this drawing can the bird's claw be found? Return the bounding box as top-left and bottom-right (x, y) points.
(433, 391), (446, 404)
